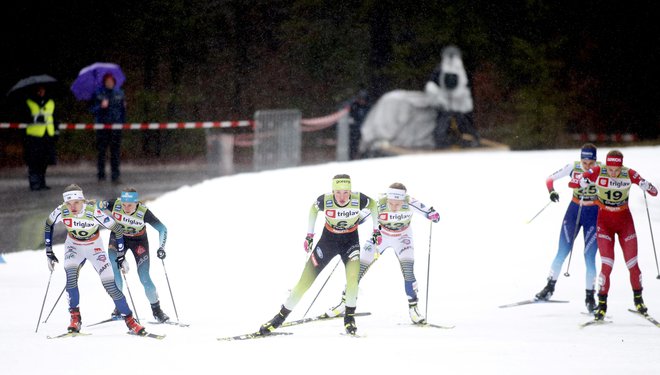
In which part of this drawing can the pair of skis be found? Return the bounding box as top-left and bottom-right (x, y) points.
(88, 316), (190, 328)
(498, 299), (569, 308)
(47, 317), (187, 340)
(217, 312), (371, 341)
(46, 331), (166, 340)
(500, 297), (660, 328)
(580, 309), (660, 328)
(217, 312), (455, 341)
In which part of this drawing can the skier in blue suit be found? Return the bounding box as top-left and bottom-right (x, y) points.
(535, 143), (600, 312)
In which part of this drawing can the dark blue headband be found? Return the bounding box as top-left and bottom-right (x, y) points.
(581, 148), (596, 161)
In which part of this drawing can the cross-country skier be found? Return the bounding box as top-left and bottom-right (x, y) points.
(572, 150), (658, 320)
(98, 188), (170, 323)
(44, 184), (146, 335)
(535, 143), (600, 312)
(259, 174), (380, 335)
(324, 182), (440, 324)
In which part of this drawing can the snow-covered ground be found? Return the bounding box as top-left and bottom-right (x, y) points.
(2, 146), (659, 375)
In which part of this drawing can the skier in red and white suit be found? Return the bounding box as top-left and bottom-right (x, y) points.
(571, 150), (658, 321)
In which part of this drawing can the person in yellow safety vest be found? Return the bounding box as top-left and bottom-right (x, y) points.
(24, 85), (58, 191)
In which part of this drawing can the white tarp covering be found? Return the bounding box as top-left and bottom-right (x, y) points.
(360, 46), (476, 153)
(359, 90), (441, 152)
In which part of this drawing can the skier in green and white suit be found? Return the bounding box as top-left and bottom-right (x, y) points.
(259, 174), (380, 335)
(325, 182), (440, 324)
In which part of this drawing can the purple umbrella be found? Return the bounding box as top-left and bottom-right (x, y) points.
(70, 62), (126, 101)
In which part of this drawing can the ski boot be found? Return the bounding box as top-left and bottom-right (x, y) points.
(259, 305), (291, 335)
(585, 289), (596, 313)
(344, 306), (357, 335)
(633, 289), (648, 314)
(110, 307), (122, 320)
(323, 294), (346, 318)
(68, 307), (82, 333)
(408, 298), (426, 324)
(125, 314), (146, 336)
(534, 278), (556, 301)
(151, 301), (170, 323)
(594, 294), (607, 321)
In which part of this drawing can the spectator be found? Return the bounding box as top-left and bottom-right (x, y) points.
(91, 73), (126, 184)
(24, 85), (58, 191)
(349, 89), (371, 160)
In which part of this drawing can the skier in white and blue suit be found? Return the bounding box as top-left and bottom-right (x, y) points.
(535, 143), (600, 313)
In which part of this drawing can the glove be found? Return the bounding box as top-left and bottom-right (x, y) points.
(427, 210), (440, 223)
(639, 180), (652, 191)
(157, 247), (166, 259)
(579, 177), (592, 188)
(46, 247), (58, 272)
(96, 200), (109, 210)
(549, 190), (560, 203)
(116, 252), (129, 273)
(371, 229), (382, 245)
(640, 180), (658, 196)
(304, 233), (314, 253)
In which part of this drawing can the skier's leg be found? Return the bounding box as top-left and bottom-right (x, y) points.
(618, 212), (642, 291)
(283, 254), (325, 310)
(596, 215), (615, 296)
(132, 243), (159, 304)
(582, 206), (599, 290)
(63, 241), (85, 309)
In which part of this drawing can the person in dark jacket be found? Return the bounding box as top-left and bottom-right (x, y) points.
(349, 90), (371, 160)
(24, 85), (58, 191)
(91, 73), (126, 184)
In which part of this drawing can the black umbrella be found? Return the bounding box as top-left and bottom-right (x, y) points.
(7, 74), (58, 97)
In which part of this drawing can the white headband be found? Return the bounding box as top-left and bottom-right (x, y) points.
(386, 188), (407, 201)
(63, 190), (85, 202)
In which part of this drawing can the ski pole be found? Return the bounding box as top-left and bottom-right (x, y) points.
(643, 192), (660, 279)
(42, 286), (65, 323)
(425, 221), (433, 320)
(122, 272), (140, 321)
(564, 197), (584, 277)
(303, 258), (340, 318)
(43, 259), (85, 323)
(161, 259), (181, 321)
(35, 270), (54, 333)
(526, 201), (552, 224)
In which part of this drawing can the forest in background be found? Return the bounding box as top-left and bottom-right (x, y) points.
(1, 0), (658, 166)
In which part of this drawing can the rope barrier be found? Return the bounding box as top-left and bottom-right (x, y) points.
(0, 107), (349, 132)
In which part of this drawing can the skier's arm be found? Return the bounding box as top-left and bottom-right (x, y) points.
(357, 207), (372, 225)
(630, 169), (658, 196)
(569, 166), (599, 189)
(96, 198), (113, 211)
(95, 208), (125, 251)
(546, 163), (573, 192)
(361, 194), (382, 244)
(409, 197), (439, 222)
(360, 193), (379, 231)
(44, 207), (62, 250)
(144, 209), (168, 249)
(307, 195), (323, 233)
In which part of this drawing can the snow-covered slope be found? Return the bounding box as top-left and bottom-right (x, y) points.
(2, 146), (659, 375)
